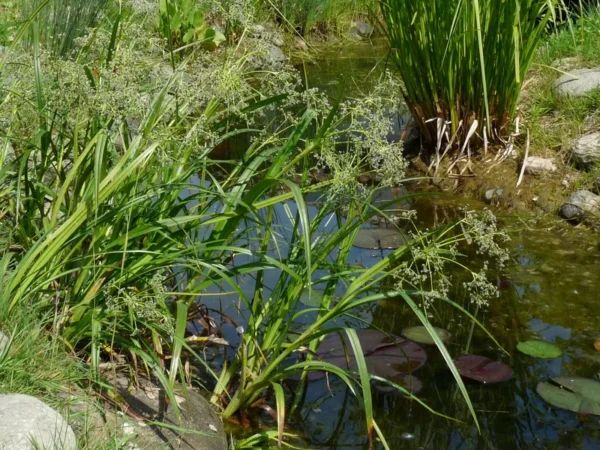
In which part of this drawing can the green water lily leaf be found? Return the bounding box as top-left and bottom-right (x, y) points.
(517, 340), (562, 358)
(299, 288), (325, 307)
(402, 326), (451, 345)
(537, 378), (600, 415)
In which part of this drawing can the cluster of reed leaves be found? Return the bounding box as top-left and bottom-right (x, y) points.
(0, 3), (512, 447)
(379, 0), (559, 149)
(20, 0), (110, 57)
(270, 0), (375, 34)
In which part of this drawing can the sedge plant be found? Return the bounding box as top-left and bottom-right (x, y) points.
(379, 0), (559, 150)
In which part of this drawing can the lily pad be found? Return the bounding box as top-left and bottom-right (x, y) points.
(317, 329), (427, 379)
(299, 288), (325, 307)
(353, 228), (409, 250)
(453, 355), (513, 384)
(374, 374), (423, 396)
(537, 377), (600, 415)
(402, 326), (451, 345)
(517, 340), (562, 358)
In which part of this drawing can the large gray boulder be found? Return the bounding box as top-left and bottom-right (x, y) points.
(560, 190), (600, 223)
(572, 132), (600, 168)
(0, 394), (77, 450)
(108, 377), (228, 450)
(554, 68), (600, 97)
(523, 156), (557, 175)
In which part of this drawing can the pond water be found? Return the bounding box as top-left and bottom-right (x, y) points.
(207, 43), (600, 449)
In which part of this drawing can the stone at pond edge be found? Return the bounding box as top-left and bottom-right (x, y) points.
(484, 188), (507, 204)
(560, 190), (600, 223)
(108, 377), (228, 450)
(0, 330), (9, 352)
(572, 132), (600, 168)
(554, 68), (600, 97)
(523, 156), (557, 175)
(0, 393), (77, 450)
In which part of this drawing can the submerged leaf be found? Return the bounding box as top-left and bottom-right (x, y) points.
(517, 340), (562, 358)
(537, 377), (600, 415)
(402, 326), (451, 345)
(374, 374), (423, 396)
(453, 355), (513, 384)
(353, 228), (409, 250)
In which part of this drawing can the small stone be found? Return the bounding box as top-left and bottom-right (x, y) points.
(0, 330), (9, 352)
(554, 68), (600, 97)
(0, 394), (77, 450)
(122, 422), (136, 436)
(272, 35), (284, 47)
(295, 37), (308, 52)
(268, 44), (286, 63)
(523, 156), (557, 175)
(352, 19), (374, 37)
(572, 132), (600, 168)
(560, 190), (600, 223)
(484, 188), (507, 203)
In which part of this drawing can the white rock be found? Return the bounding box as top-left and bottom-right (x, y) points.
(560, 190), (600, 223)
(0, 330), (9, 352)
(554, 68), (600, 97)
(0, 394), (77, 450)
(523, 156), (557, 175)
(572, 132), (600, 168)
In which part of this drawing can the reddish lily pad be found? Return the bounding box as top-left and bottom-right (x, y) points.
(317, 329), (427, 379)
(453, 355), (513, 384)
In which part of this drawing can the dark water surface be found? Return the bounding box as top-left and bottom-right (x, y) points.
(208, 44), (600, 449)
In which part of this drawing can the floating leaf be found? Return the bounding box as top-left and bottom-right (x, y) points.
(537, 377), (600, 415)
(453, 355), (513, 384)
(317, 329), (427, 379)
(353, 228), (409, 250)
(402, 326), (451, 345)
(299, 288), (325, 307)
(517, 340), (562, 358)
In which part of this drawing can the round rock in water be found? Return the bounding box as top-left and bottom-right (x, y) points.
(571, 132), (600, 168)
(560, 190), (600, 223)
(554, 68), (600, 97)
(0, 394), (77, 450)
(453, 355), (513, 384)
(353, 228), (409, 249)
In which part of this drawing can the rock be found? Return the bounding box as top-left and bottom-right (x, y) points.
(294, 37), (308, 52)
(268, 44), (285, 63)
(560, 190), (600, 223)
(0, 330), (9, 352)
(572, 132), (600, 168)
(523, 156), (557, 175)
(109, 377), (227, 450)
(0, 394), (77, 450)
(484, 188), (507, 204)
(554, 68), (600, 97)
(352, 19), (374, 37)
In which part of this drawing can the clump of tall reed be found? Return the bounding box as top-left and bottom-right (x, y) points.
(379, 0), (559, 151)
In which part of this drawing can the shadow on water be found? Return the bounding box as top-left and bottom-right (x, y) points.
(199, 44), (600, 449)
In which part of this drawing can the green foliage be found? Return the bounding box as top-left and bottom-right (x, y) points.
(20, 0), (110, 57)
(379, 0), (558, 149)
(159, 0), (225, 52)
(273, 0), (375, 34)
